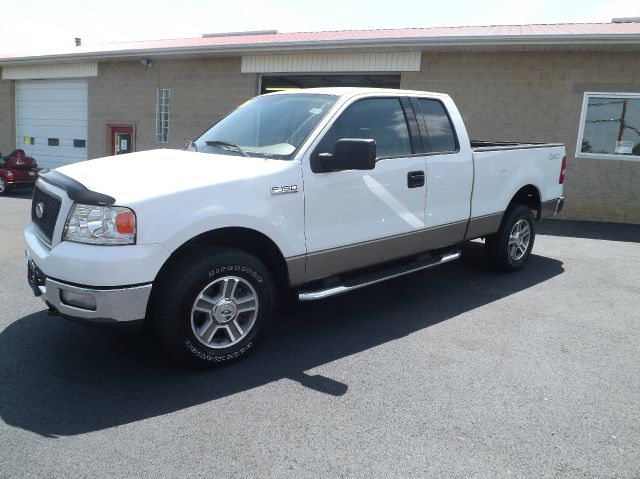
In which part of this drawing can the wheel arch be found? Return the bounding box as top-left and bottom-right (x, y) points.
(508, 184), (542, 219)
(146, 227), (290, 324)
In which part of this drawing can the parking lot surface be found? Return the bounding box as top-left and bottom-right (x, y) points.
(1, 190), (639, 478)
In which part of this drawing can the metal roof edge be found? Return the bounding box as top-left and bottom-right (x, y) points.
(1, 33), (640, 65)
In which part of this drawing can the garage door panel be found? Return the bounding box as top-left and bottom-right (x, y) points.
(18, 102), (88, 112)
(22, 148), (88, 168)
(17, 106), (88, 119)
(18, 116), (87, 127)
(18, 81), (87, 93)
(18, 93), (88, 103)
(26, 147), (87, 159)
(17, 119), (87, 129)
(17, 123), (88, 136)
(19, 83), (87, 91)
(17, 79), (88, 167)
(17, 134), (87, 146)
(31, 157), (86, 169)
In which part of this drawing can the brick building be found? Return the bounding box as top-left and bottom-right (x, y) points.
(1, 22), (639, 223)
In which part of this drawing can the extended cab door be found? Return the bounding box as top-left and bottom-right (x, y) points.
(410, 96), (473, 237)
(302, 95), (427, 282)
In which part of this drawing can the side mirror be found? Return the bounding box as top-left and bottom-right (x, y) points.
(318, 139), (376, 172)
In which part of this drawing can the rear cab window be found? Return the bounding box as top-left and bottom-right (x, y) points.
(412, 98), (459, 154)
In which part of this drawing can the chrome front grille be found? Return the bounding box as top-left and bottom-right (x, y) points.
(31, 186), (61, 244)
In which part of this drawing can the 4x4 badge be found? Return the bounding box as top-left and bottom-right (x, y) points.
(271, 185), (298, 195)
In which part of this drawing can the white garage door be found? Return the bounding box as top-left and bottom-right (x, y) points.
(16, 79), (88, 168)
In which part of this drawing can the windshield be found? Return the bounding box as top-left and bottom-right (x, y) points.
(194, 93), (337, 159)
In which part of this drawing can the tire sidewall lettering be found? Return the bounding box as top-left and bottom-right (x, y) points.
(185, 338), (253, 362)
(208, 265), (263, 283)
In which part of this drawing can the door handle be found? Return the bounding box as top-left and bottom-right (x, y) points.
(407, 170), (425, 188)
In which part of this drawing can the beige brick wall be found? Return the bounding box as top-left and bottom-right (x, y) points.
(0, 71), (15, 156)
(4, 51), (636, 223)
(88, 58), (258, 159)
(401, 51), (640, 224)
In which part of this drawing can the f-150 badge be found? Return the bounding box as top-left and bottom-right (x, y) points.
(271, 185), (299, 195)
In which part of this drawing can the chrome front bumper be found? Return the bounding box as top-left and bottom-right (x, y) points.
(27, 256), (151, 324)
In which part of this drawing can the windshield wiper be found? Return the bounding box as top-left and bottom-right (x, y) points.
(205, 140), (249, 157)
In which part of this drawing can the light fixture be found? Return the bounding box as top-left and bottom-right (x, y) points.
(140, 58), (153, 67)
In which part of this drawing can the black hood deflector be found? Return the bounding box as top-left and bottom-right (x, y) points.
(38, 169), (116, 205)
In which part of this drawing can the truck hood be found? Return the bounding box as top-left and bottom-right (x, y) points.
(55, 149), (295, 204)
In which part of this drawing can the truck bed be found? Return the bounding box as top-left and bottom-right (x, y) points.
(471, 140), (564, 151)
(470, 142), (565, 220)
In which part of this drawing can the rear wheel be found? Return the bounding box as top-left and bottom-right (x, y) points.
(152, 247), (275, 367)
(486, 203), (535, 271)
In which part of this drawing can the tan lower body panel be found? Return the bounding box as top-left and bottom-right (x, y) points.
(464, 212), (504, 240)
(286, 213), (510, 286)
(295, 221), (468, 284)
(285, 255), (306, 287)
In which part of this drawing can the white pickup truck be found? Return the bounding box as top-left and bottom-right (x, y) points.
(25, 87), (566, 366)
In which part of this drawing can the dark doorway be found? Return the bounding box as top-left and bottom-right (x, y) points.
(260, 74), (401, 94)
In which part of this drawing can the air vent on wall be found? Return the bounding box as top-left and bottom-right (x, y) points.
(611, 17), (640, 23)
(202, 30), (278, 38)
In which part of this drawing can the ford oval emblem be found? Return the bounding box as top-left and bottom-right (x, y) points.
(35, 202), (44, 219)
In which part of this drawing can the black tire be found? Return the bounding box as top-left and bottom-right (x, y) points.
(486, 203), (535, 272)
(0, 177), (10, 196)
(152, 247), (276, 367)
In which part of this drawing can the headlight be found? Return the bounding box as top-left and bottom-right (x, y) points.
(63, 204), (136, 245)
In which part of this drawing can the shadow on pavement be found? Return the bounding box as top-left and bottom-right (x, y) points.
(1, 187), (34, 200)
(0, 242), (563, 437)
(538, 219), (640, 243)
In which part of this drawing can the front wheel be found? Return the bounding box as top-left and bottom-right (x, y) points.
(0, 177), (10, 195)
(486, 204), (535, 272)
(152, 247), (276, 367)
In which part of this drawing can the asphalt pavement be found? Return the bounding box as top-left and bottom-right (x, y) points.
(1, 189), (639, 478)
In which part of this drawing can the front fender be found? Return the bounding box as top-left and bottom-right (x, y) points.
(133, 182), (306, 259)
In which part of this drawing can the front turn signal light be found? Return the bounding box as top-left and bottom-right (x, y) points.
(115, 211), (136, 235)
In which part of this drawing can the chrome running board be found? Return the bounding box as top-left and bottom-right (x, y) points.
(298, 250), (461, 301)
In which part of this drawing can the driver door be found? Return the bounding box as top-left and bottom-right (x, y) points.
(302, 96), (427, 282)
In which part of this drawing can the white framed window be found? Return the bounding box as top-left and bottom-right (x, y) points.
(576, 92), (640, 161)
(156, 89), (170, 143)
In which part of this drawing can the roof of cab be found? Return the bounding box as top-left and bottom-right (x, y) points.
(268, 87), (448, 99)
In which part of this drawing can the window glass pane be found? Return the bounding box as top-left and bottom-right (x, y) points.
(321, 98), (411, 158)
(47, 138), (59, 147)
(156, 88), (170, 143)
(73, 139), (86, 148)
(581, 97), (640, 156)
(195, 93), (337, 159)
(418, 99), (456, 153)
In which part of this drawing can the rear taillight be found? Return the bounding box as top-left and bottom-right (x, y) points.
(559, 155), (567, 184)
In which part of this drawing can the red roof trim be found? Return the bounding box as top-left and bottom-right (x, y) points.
(2, 22), (640, 61)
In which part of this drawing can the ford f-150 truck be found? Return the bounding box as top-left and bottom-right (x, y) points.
(25, 88), (566, 366)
